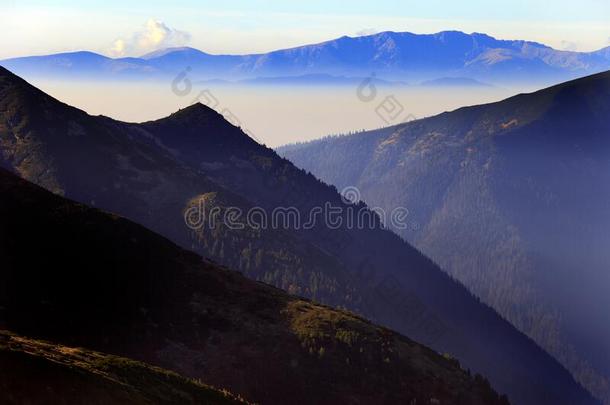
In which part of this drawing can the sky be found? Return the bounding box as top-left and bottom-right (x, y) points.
(1, 0), (610, 59)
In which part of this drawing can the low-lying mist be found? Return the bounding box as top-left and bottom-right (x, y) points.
(29, 78), (522, 146)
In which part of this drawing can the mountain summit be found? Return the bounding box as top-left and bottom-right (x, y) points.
(2, 31), (610, 84)
(162, 102), (233, 127)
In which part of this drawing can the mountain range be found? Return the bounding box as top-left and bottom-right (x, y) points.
(0, 167), (510, 404)
(2, 31), (610, 85)
(279, 70), (610, 404)
(0, 65), (598, 404)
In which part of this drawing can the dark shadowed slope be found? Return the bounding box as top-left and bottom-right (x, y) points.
(279, 70), (610, 404)
(0, 66), (597, 404)
(0, 331), (247, 405)
(0, 168), (508, 405)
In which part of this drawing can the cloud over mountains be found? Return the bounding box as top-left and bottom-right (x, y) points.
(110, 19), (191, 57)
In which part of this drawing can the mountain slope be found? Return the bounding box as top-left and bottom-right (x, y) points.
(279, 70), (610, 403)
(0, 167), (508, 405)
(0, 66), (597, 404)
(2, 31), (610, 84)
(0, 51), (153, 79)
(0, 331), (247, 405)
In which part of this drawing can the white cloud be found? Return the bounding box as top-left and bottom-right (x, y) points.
(560, 40), (579, 51)
(355, 28), (380, 37)
(110, 38), (127, 55)
(109, 19), (191, 57)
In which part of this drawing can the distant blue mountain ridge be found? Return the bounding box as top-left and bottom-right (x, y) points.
(2, 30), (610, 85)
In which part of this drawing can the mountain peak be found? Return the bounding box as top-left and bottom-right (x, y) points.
(141, 102), (255, 152)
(164, 102), (227, 123)
(4, 31), (609, 84)
(141, 46), (208, 59)
(435, 30), (470, 38)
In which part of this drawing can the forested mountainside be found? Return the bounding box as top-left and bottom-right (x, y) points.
(0, 66), (596, 404)
(279, 70), (610, 404)
(0, 168), (508, 405)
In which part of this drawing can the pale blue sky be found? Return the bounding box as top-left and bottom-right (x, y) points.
(2, 0), (610, 58)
